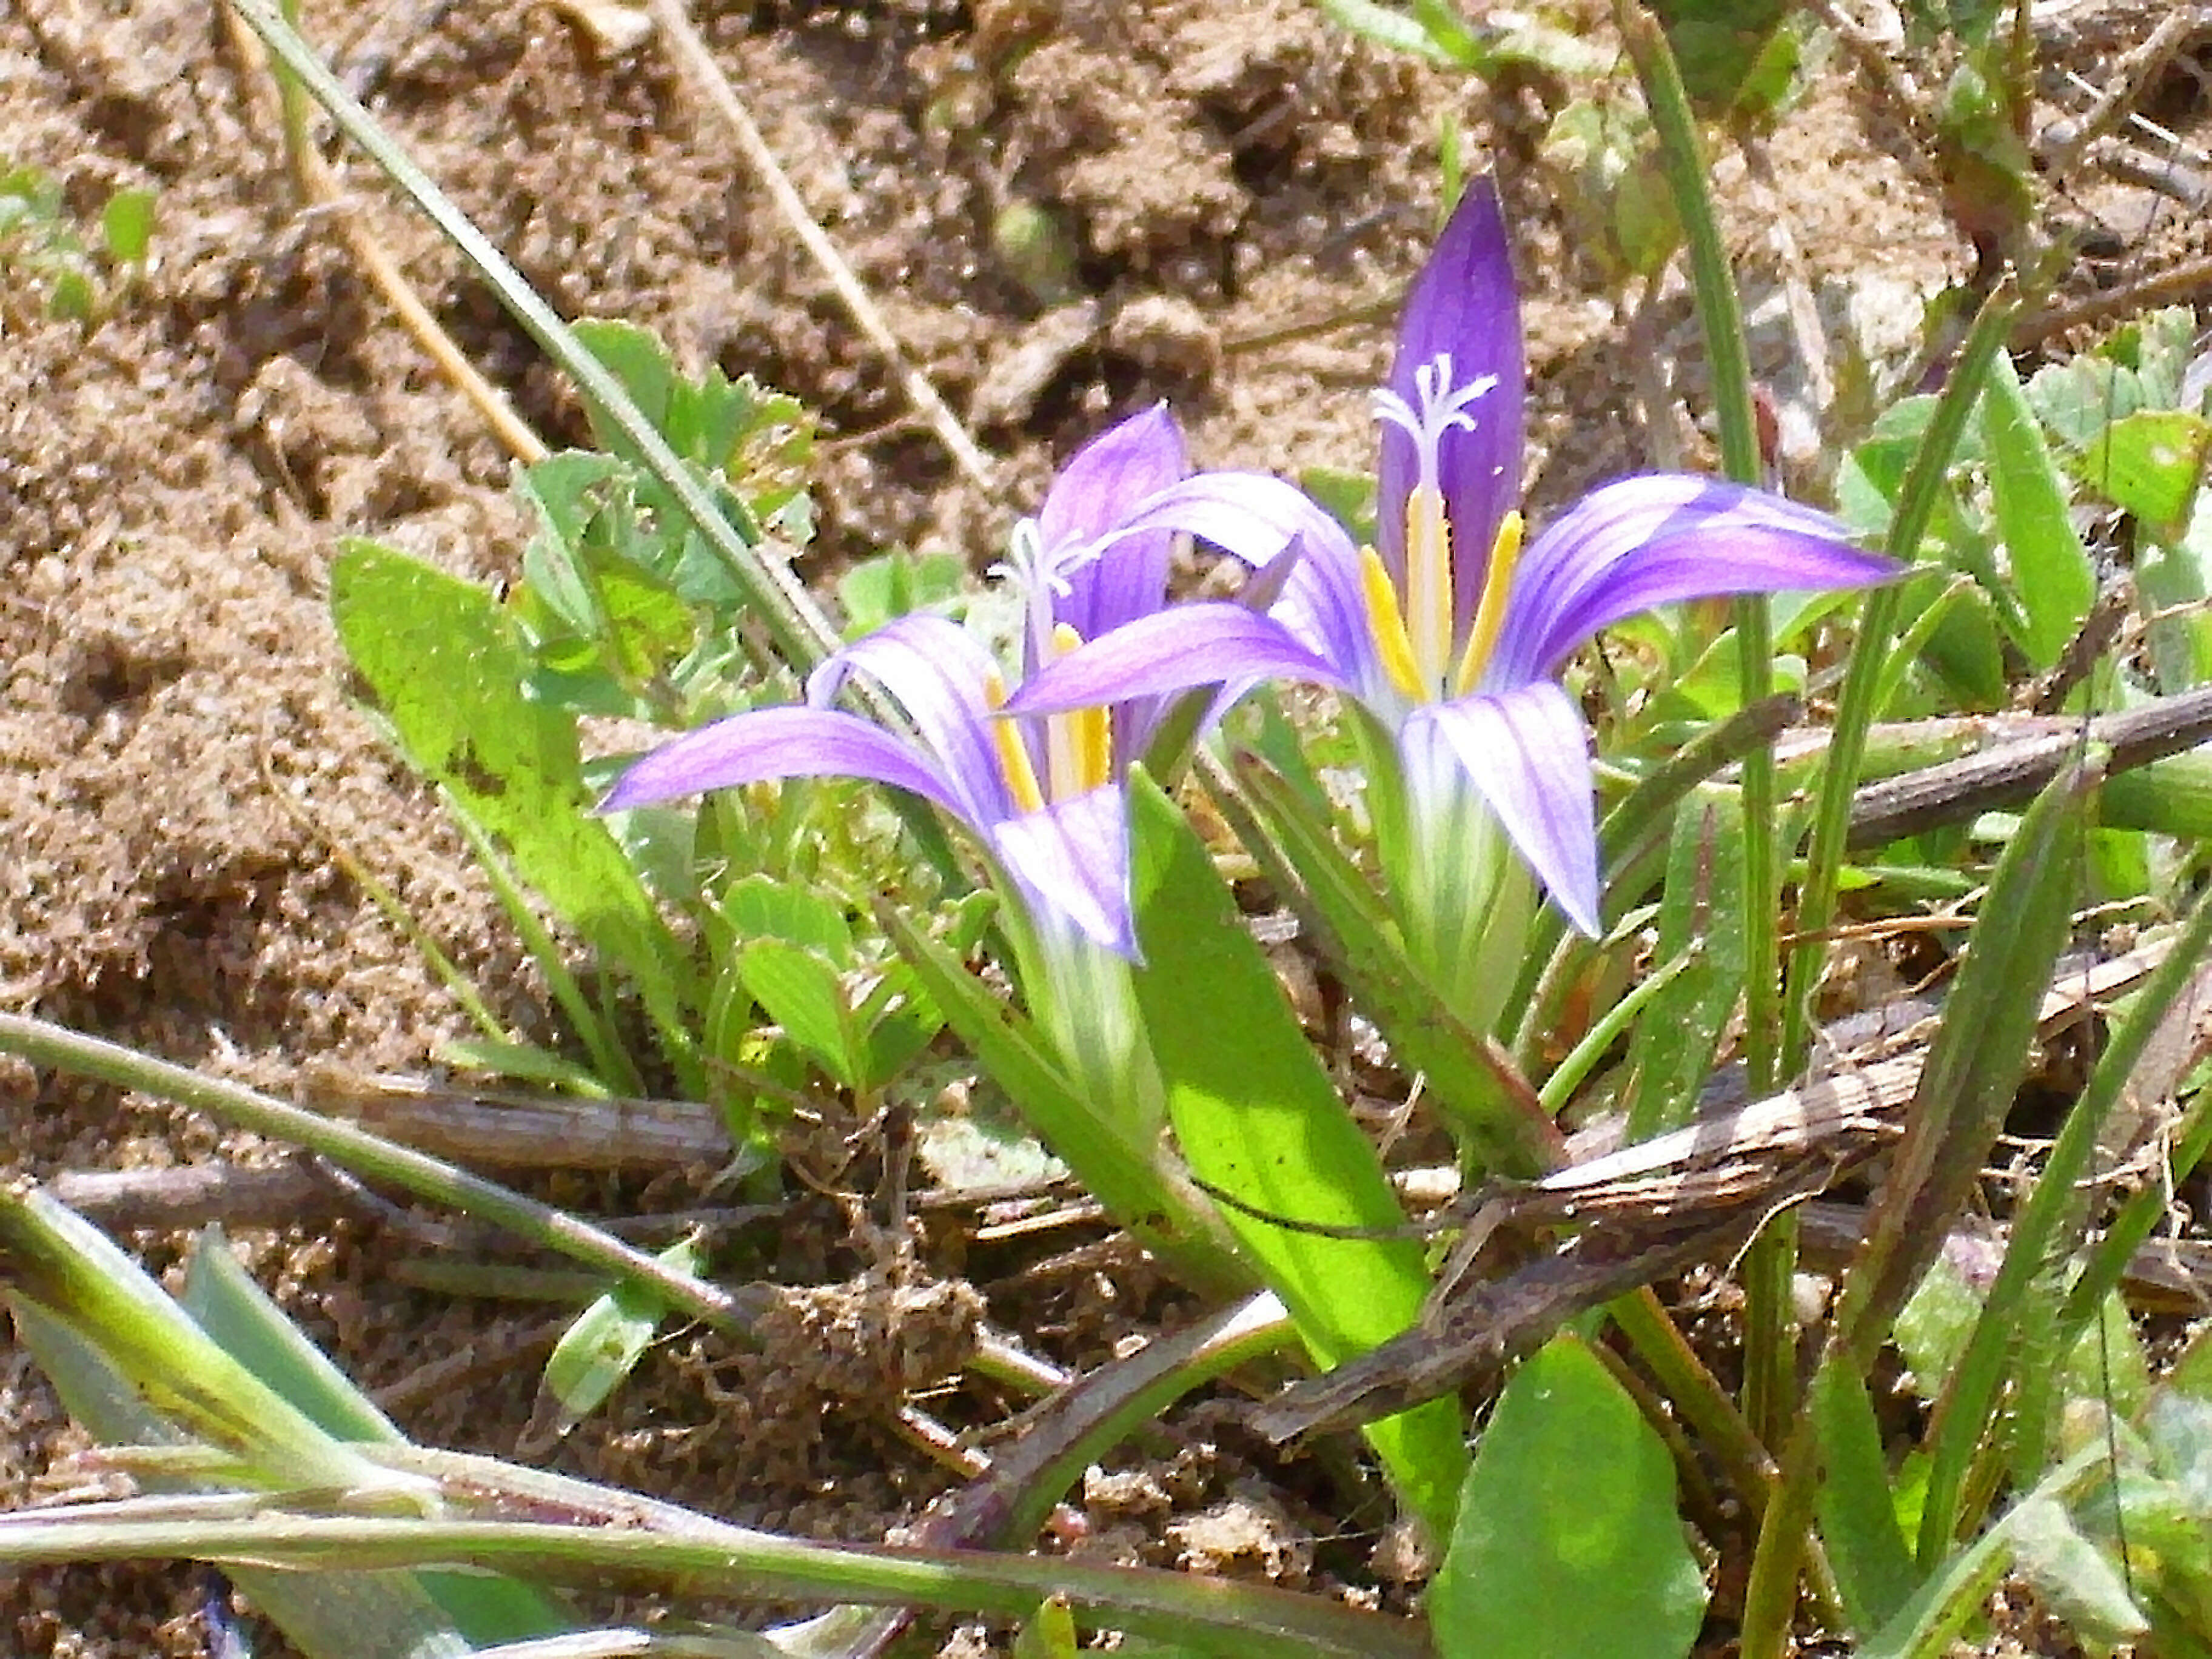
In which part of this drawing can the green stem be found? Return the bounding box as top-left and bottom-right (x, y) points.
(224, 0), (841, 684)
(0, 1013), (751, 1337)
(0, 1513), (1421, 1659)
(1779, 282), (2022, 1072)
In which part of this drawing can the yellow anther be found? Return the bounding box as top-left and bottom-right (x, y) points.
(1360, 545), (1427, 704)
(1068, 704), (1111, 795)
(985, 668), (1047, 814)
(1454, 509), (1524, 698)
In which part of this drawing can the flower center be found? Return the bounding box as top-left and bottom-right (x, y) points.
(1368, 354), (1517, 700)
(985, 624), (1111, 816)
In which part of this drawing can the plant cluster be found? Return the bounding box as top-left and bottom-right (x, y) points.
(4, 1), (2212, 1656)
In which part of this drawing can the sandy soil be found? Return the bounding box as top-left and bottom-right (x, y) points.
(2, 0), (2206, 1651)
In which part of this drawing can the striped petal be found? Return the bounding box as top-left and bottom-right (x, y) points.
(806, 615), (1017, 825)
(1006, 602), (1350, 721)
(600, 706), (971, 824)
(1379, 174), (1524, 626)
(1039, 404), (1187, 644)
(1410, 681), (1601, 937)
(991, 783), (1139, 960)
(1492, 475), (1899, 687)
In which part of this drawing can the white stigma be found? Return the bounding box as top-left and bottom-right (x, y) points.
(1371, 354), (1496, 497)
(988, 517), (1073, 670)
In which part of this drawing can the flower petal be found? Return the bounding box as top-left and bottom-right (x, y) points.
(600, 706), (971, 824)
(1494, 475), (1900, 686)
(1410, 682), (1601, 937)
(1379, 173), (1524, 623)
(1093, 471), (1383, 703)
(990, 783), (1141, 960)
(806, 615), (1014, 824)
(1038, 404), (1188, 644)
(1006, 603), (1350, 720)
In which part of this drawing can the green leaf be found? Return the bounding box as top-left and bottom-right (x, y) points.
(541, 1233), (706, 1433)
(836, 549), (967, 638)
(2010, 1495), (2148, 1644)
(1223, 751), (1555, 1178)
(4, 1191), (569, 1656)
(1432, 1334), (1705, 1659)
(181, 1235), (572, 1644)
(2083, 410), (2211, 541)
(1812, 1362), (1920, 1634)
(1978, 352), (2095, 670)
(1125, 773), (1467, 1540)
(880, 905), (1248, 1300)
(99, 187), (156, 264)
(1620, 786), (1747, 1140)
(721, 872), (854, 963)
(330, 541), (697, 1081)
(737, 939), (860, 1089)
(1012, 1594), (1081, 1659)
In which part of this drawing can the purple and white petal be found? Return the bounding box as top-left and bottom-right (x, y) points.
(1494, 475), (1899, 686)
(1101, 471), (1362, 577)
(601, 706), (973, 825)
(990, 783), (1140, 960)
(806, 615), (1016, 825)
(1038, 404), (1187, 645)
(1378, 175), (1524, 615)
(1090, 471), (1382, 702)
(1410, 682), (1602, 937)
(1007, 603), (1351, 720)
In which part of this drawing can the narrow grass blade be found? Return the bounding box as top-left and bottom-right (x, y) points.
(1619, 786), (1746, 1141)
(1837, 750), (2100, 1370)
(1810, 1361), (1917, 1634)
(226, 0), (842, 680)
(0, 1014), (750, 1334)
(1923, 890), (2212, 1552)
(879, 906), (1249, 1300)
(1783, 284), (2020, 1071)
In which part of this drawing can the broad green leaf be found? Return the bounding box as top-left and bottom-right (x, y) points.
(737, 939), (859, 1088)
(1812, 1362), (1919, 1634)
(720, 872), (853, 963)
(542, 1233), (706, 1433)
(331, 541), (697, 1079)
(1431, 1334), (1704, 1659)
(1126, 774), (1466, 1540)
(2083, 409), (2211, 541)
(1977, 353), (2094, 670)
(2009, 1495), (2148, 1644)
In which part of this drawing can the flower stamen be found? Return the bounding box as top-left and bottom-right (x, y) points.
(984, 668), (1047, 814)
(1372, 354), (1498, 697)
(1454, 509), (1524, 697)
(1360, 545), (1427, 704)
(1044, 622), (1113, 800)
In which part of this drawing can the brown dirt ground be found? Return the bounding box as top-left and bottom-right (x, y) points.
(2, 0), (2207, 1652)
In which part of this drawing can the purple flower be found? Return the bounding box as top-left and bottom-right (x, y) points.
(1009, 177), (1899, 940)
(602, 406), (1198, 960)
